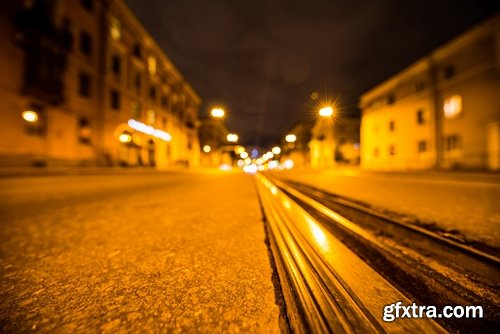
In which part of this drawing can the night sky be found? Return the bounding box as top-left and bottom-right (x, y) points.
(125, 0), (496, 146)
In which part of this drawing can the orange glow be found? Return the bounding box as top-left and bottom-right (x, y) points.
(211, 108), (225, 118)
(227, 133), (238, 142)
(285, 134), (296, 143)
(118, 133), (132, 143)
(319, 106), (334, 117)
(22, 110), (38, 123)
(444, 95), (462, 119)
(235, 146), (245, 154)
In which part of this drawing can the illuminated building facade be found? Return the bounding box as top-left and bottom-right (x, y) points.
(0, 0), (201, 169)
(309, 117), (360, 168)
(360, 15), (500, 170)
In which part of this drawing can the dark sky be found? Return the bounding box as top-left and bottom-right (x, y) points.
(125, 0), (496, 146)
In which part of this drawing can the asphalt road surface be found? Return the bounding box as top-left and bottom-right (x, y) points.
(0, 171), (281, 333)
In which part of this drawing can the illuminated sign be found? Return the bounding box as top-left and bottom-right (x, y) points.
(128, 119), (171, 142)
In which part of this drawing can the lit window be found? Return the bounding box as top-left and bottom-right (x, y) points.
(78, 117), (92, 145)
(148, 56), (156, 75)
(147, 109), (156, 124)
(110, 17), (121, 41)
(443, 95), (462, 119)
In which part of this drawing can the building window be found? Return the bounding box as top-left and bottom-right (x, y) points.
(445, 135), (461, 151)
(132, 101), (142, 119)
(373, 148), (379, 157)
(416, 81), (425, 92)
(146, 109), (156, 124)
(110, 17), (121, 41)
(416, 109), (426, 125)
(134, 73), (142, 93)
(388, 145), (396, 156)
(443, 95), (462, 119)
(387, 94), (395, 105)
(133, 43), (142, 58)
(111, 55), (121, 76)
(80, 0), (93, 12)
(148, 56), (156, 75)
(78, 117), (92, 144)
(161, 116), (167, 128)
(389, 120), (395, 132)
(78, 72), (91, 98)
(110, 90), (120, 110)
(444, 65), (455, 79)
(80, 31), (92, 56)
(417, 140), (427, 153)
(161, 95), (168, 109)
(149, 86), (156, 101)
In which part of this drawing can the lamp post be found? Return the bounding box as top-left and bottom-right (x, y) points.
(227, 133), (238, 143)
(210, 108), (225, 118)
(316, 105), (334, 168)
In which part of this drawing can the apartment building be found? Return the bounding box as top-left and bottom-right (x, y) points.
(0, 0), (201, 168)
(359, 14), (499, 170)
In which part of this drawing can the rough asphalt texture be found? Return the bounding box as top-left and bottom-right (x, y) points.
(0, 171), (280, 333)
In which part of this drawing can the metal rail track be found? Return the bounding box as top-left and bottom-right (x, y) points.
(255, 174), (446, 333)
(259, 174), (500, 333)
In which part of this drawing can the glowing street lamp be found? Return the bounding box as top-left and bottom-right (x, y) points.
(227, 133), (238, 143)
(319, 106), (334, 117)
(235, 146), (245, 154)
(271, 146), (281, 155)
(203, 145), (211, 153)
(240, 151), (249, 159)
(118, 133), (132, 143)
(211, 108), (225, 118)
(22, 110), (38, 123)
(285, 134), (296, 143)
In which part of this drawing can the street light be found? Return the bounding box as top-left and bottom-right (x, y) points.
(211, 108), (225, 118)
(319, 106), (334, 117)
(285, 134), (297, 143)
(227, 133), (238, 143)
(271, 146), (281, 155)
(118, 133), (132, 143)
(22, 110), (38, 123)
(203, 145), (211, 153)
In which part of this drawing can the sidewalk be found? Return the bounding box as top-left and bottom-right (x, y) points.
(272, 168), (500, 249)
